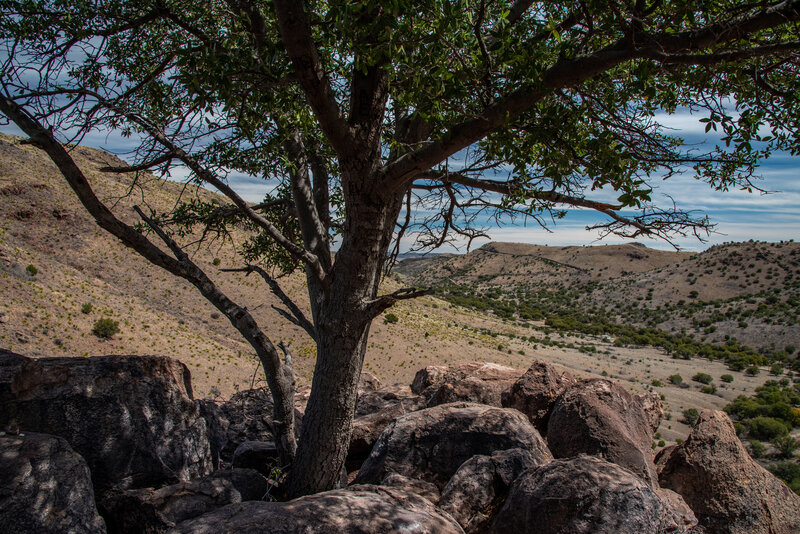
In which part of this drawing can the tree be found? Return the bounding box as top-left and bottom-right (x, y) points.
(2, 1), (799, 497)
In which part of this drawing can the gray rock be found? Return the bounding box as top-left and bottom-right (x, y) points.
(101, 469), (256, 534)
(0, 431), (106, 534)
(658, 410), (800, 534)
(232, 440), (279, 477)
(170, 485), (464, 533)
(439, 448), (548, 533)
(501, 360), (577, 433)
(0, 351), (213, 491)
(547, 378), (659, 487)
(380, 472), (441, 504)
(355, 402), (551, 489)
(348, 391), (426, 471)
(489, 456), (696, 534)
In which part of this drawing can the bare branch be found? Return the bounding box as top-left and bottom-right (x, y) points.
(362, 287), (432, 319)
(223, 265), (317, 342)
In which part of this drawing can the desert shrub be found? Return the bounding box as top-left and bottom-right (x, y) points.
(651, 379), (663, 387)
(746, 365), (761, 376)
(693, 372), (713, 384)
(25, 264), (37, 276)
(383, 313), (399, 324)
(92, 318), (120, 339)
(749, 439), (766, 459)
(212, 257), (221, 266)
(81, 302), (93, 314)
(701, 385), (717, 394)
(772, 436), (800, 459)
(669, 374), (683, 385)
(721, 374), (734, 383)
(748, 416), (789, 440)
(682, 408), (700, 426)
(771, 363), (785, 376)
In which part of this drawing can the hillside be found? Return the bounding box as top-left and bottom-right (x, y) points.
(0, 132), (792, 449)
(395, 240), (800, 353)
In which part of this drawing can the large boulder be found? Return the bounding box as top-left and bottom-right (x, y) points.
(0, 432), (106, 534)
(547, 378), (659, 487)
(411, 362), (523, 407)
(101, 468), (269, 534)
(355, 402), (551, 489)
(439, 448), (547, 533)
(348, 390), (426, 471)
(657, 410), (800, 534)
(0, 350), (213, 491)
(171, 485), (464, 533)
(231, 440), (279, 477)
(501, 360), (577, 433)
(489, 456), (696, 534)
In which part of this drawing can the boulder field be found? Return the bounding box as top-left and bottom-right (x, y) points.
(1, 348), (798, 533)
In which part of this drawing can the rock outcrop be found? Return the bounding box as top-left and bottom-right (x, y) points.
(489, 456), (696, 534)
(355, 402), (551, 489)
(500, 360), (577, 433)
(657, 410), (800, 534)
(411, 362), (523, 407)
(171, 485), (465, 533)
(0, 432), (106, 534)
(348, 389), (426, 471)
(101, 469), (269, 534)
(0, 350), (213, 491)
(547, 378), (659, 487)
(439, 448), (547, 533)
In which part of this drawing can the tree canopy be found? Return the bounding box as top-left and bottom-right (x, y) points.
(2, 0), (799, 496)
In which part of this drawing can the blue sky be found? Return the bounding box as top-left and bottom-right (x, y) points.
(2, 111), (798, 253)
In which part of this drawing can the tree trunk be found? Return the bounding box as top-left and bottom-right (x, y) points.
(287, 167), (403, 497)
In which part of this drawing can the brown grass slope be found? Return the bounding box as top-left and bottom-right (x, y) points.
(395, 239), (800, 352)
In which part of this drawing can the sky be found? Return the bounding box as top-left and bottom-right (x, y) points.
(2, 110), (798, 253)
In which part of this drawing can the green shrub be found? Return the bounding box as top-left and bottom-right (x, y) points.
(746, 365), (761, 376)
(770, 462), (800, 495)
(212, 257), (221, 266)
(81, 303), (93, 314)
(701, 384), (717, 394)
(682, 408), (700, 426)
(25, 264), (38, 276)
(771, 363), (785, 376)
(693, 372), (713, 384)
(749, 439), (766, 459)
(92, 318), (120, 339)
(772, 435), (800, 458)
(721, 374), (734, 383)
(669, 374), (683, 385)
(383, 313), (399, 324)
(748, 416), (789, 440)
(651, 379), (662, 387)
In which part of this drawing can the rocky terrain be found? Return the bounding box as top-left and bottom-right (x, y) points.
(2, 349), (799, 533)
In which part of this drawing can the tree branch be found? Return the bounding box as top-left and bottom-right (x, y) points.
(362, 287), (432, 319)
(223, 265), (317, 342)
(272, 0), (355, 157)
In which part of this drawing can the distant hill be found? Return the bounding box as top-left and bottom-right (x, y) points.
(394, 240), (800, 354)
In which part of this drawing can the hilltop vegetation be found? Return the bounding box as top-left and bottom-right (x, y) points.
(395, 240), (800, 365)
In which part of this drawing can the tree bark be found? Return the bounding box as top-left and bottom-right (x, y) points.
(288, 163), (404, 496)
